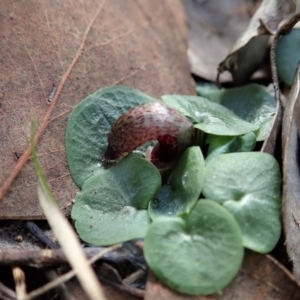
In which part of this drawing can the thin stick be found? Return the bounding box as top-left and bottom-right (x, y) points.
(25, 221), (60, 249)
(0, 247), (140, 267)
(45, 269), (73, 300)
(122, 269), (145, 285)
(0, 0), (106, 201)
(24, 244), (120, 300)
(0, 282), (16, 300)
(99, 276), (145, 298)
(0, 247), (132, 266)
(12, 267), (27, 300)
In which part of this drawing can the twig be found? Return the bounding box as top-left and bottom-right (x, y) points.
(23, 244), (120, 300)
(122, 269), (146, 285)
(45, 269), (73, 300)
(98, 263), (123, 284)
(25, 221), (60, 250)
(0, 247), (140, 266)
(12, 267), (27, 300)
(0, 0), (106, 201)
(0, 282), (16, 300)
(99, 276), (145, 298)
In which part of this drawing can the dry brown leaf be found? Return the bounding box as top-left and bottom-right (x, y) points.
(282, 61), (300, 280)
(296, 78), (300, 136)
(218, 0), (296, 85)
(183, 0), (256, 82)
(145, 251), (300, 300)
(261, 93), (282, 155)
(0, 0), (194, 219)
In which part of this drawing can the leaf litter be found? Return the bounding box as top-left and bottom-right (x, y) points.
(1, 0), (297, 299)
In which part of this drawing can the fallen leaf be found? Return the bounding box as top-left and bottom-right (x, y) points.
(145, 251), (300, 299)
(282, 61), (300, 279)
(0, 0), (194, 218)
(261, 99), (282, 155)
(218, 0), (296, 85)
(183, 0), (256, 82)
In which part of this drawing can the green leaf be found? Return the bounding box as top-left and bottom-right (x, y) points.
(144, 199), (244, 295)
(205, 132), (256, 163)
(196, 83), (276, 141)
(66, 86), (156, 188)
(162, 95), (258, 136)
(149, 146), (205, 219)
(71, 154), (161, 246)
(276, 28), (300, 86)
(203, 152), (281, 253)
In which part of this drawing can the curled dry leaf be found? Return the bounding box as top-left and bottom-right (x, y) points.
(282, 61), (300, 280)
(183, 0), (256, 82)
(261, 97), (282, 155)
(0, 0), (194, 218)
(261, 12), (300, 155)
(218, 0), (296, 85)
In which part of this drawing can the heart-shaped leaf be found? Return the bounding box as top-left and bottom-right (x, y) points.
(196, 83), (276, 141)
(71, 154), (161, 246)
(162, 95), (258, 136)
(205, 132), (256, 163)
(66, 86), (156, 188)
(144, 199), (244, 295)
(276, 28), (300, 86)
(203, 152), (281, 253)
(149, 146), (205, 219)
